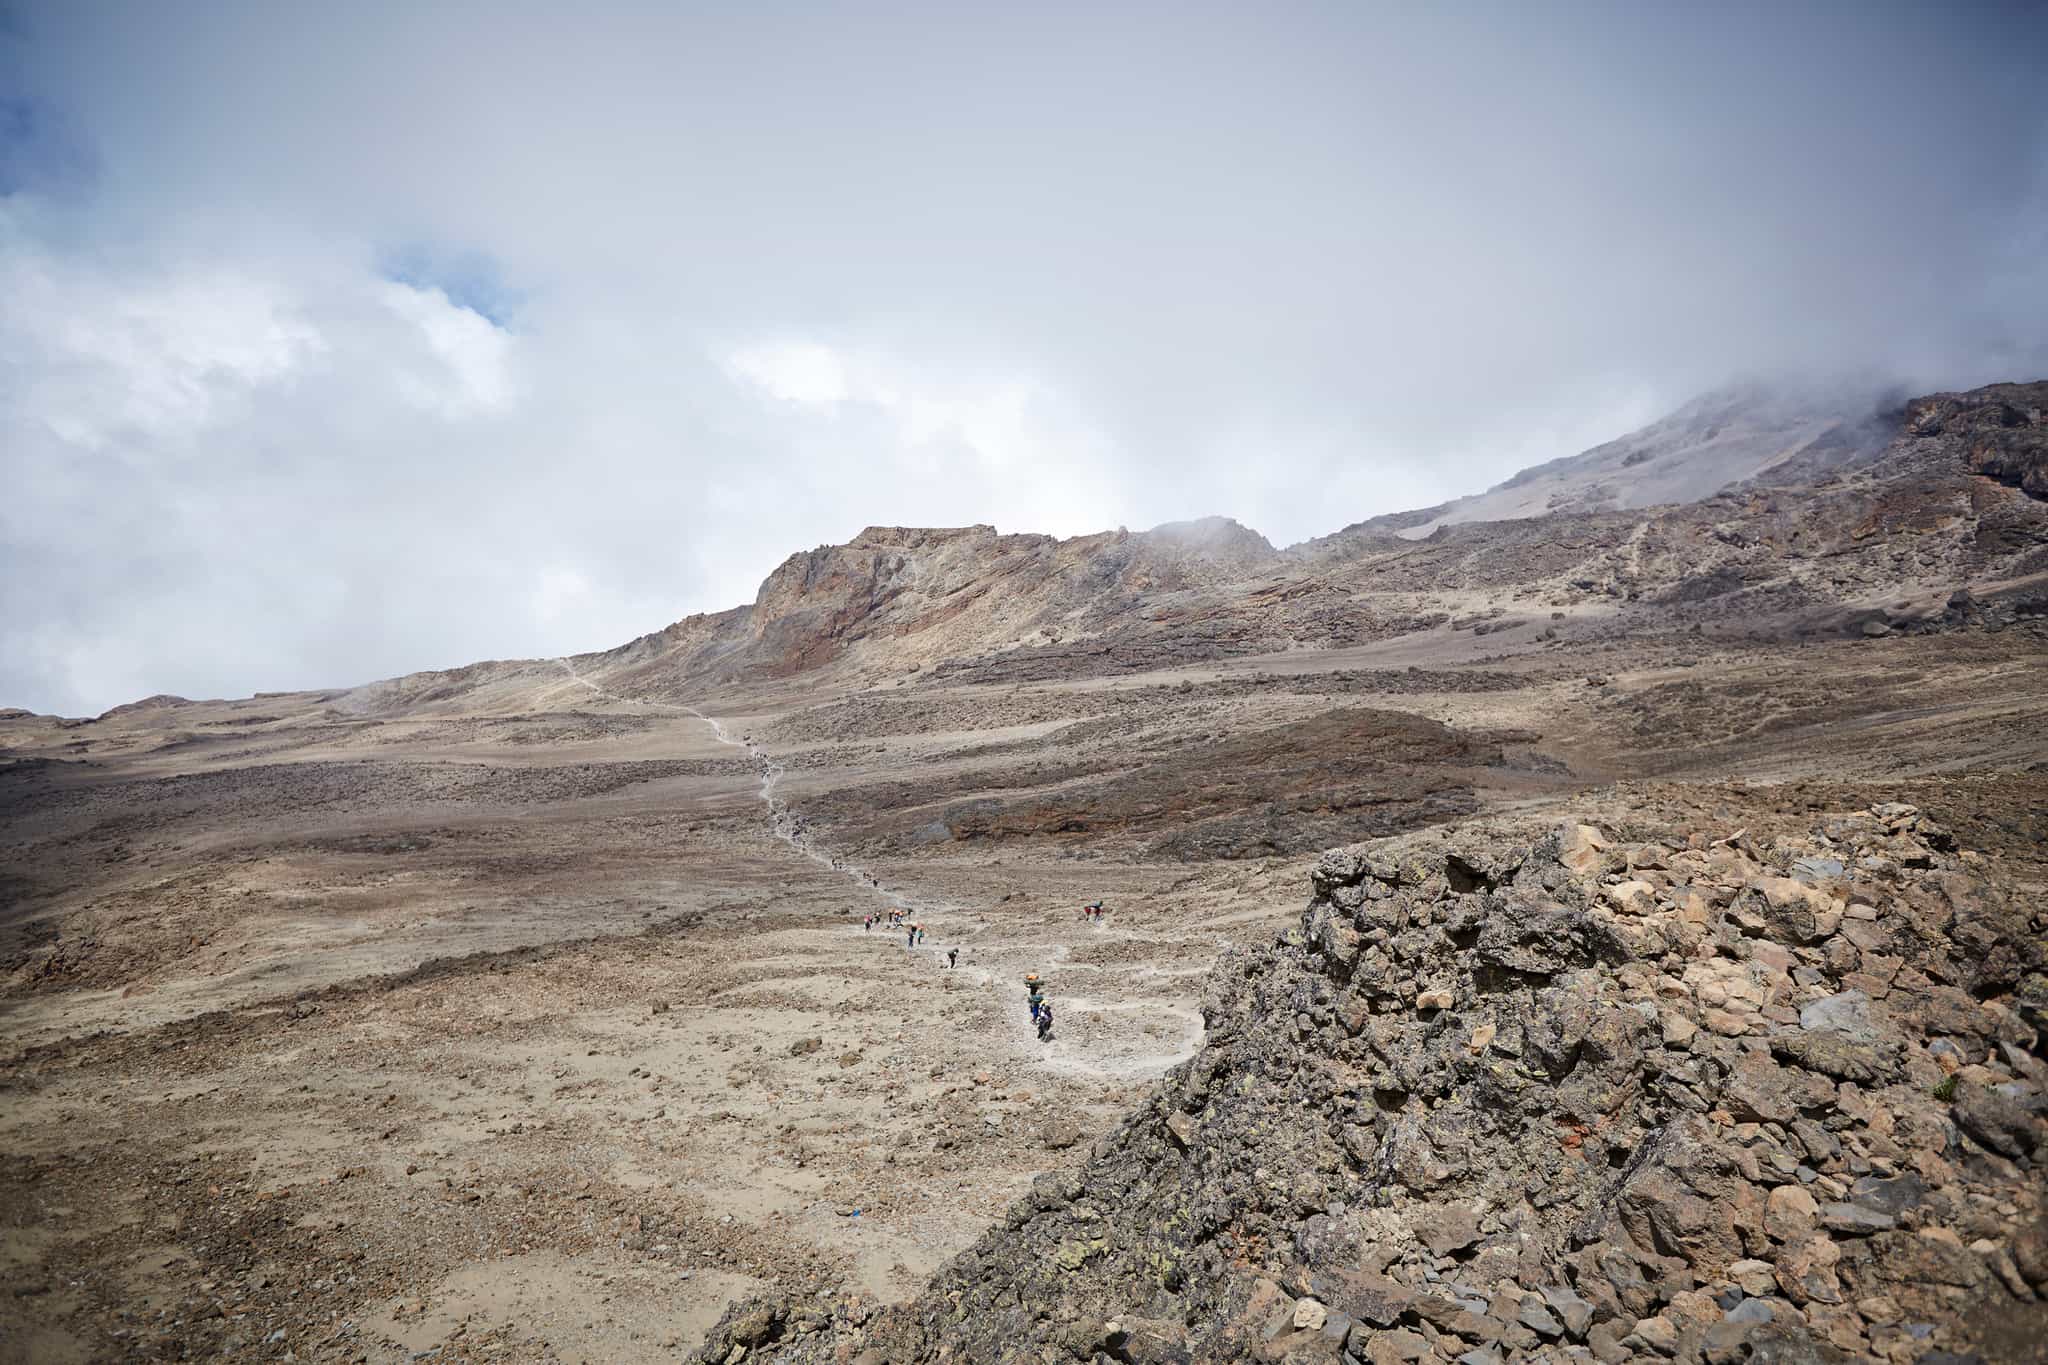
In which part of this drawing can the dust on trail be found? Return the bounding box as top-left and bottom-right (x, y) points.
(552, 658), (1207, 1081)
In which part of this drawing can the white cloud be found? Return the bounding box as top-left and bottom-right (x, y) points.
(0, 223), (321, 454)
(2, 3), (2043, 715)
(724, 341), (852, 405)
(377, 279), (515, 416)
(721, 337), (1127, 530)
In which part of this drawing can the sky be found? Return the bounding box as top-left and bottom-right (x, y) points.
(3, 2), (2045, 716)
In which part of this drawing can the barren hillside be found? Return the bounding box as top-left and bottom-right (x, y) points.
(1, 380), (2044, 1365)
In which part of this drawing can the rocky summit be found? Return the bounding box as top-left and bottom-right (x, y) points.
(2, 380), (2044, 1363)
(698, 800), (2045, 1364)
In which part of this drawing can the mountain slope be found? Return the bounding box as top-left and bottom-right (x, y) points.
(539, 378), (2047, 701)
(1302, 382), (1906, 547)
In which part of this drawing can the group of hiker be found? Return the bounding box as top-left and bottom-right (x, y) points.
(848, 898), (1112, 1047)
(860, 907), (961, 967)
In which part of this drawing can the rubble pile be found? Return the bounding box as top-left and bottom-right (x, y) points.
(701, 803), (2046, 1363)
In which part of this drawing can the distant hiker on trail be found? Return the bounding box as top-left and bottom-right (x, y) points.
(947, 947), (959, 969)
(907, 925), (916, 948)
(1036, 1001), (1054, 1041)
(863, 915), (872, 933)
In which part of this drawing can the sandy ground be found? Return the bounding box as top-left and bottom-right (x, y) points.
(3, 624), (2045, 1361)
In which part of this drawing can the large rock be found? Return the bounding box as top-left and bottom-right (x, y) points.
(1950, 1084), (2042, 1158)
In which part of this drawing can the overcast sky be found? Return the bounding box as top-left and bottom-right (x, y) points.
(3, 2), (2044, 716)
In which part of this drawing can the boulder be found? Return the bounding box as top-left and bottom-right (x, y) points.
(1950, 1085), (2041, 1157)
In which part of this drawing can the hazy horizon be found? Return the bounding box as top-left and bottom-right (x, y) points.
(4, 1), (2045, 716)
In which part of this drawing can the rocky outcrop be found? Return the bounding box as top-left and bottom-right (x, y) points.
(699, 803), (2046, 1363)
(1905, 382), (2048, 500)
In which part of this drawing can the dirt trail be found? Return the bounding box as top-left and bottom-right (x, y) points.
(552, 659), (1207, 1081)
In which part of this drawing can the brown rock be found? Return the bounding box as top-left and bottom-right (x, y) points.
(1747, 876), (1834, 943)
(1626, 1315), (1680, 1356)
(1775, 1235), (1843, 1305)
(2012, 1214), (2048, 1289)
(1723, 1053), (1798, 1125)
(1561, 825), (1611, 875)
(1765, 1184), (1819, 1243)
(1363, 1328), (1430, 1363)
(1418, 1203), (1482, 1257)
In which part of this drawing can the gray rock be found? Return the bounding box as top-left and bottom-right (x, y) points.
(1848, 1172), (1926, 1215)
(1517, 1294), (1565, 1339)
(1952, 1085), (2041, 1158)
(1818, 1201), (1895, 1235)
(1798, 990), (1877, 1042)
(1587, 1320), (1631, 1364)
(1790, 856), (1845, 883)
(1541, 1283), (1595, 1339)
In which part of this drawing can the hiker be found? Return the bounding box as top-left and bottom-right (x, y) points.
(907, 925), (916, 948)
(1036, 1001), (1054, 1041)
(947, 947), (959, 969)
(863, 914), (872, 933)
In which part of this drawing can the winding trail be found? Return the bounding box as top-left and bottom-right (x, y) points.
(552, 658), (1206, 1080)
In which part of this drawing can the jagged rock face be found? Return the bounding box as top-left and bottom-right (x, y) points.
(1905, 382), (2048, 500)
(723, 519), (1282, 680)
(701, 804), (2046, 1364)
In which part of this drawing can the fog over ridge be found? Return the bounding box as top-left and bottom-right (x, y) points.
(2, 1), (2045, 716)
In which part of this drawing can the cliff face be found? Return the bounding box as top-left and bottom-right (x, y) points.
(1905, 382), (2048, 500)
(739, 519), (1285, 677)
(699, 801), (2047, 1364)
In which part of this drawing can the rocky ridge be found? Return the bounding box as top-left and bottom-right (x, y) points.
(1303, 381), (1904, 543)
(698, 801), (2047, 1364)
(561, 380), (2048, 700)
